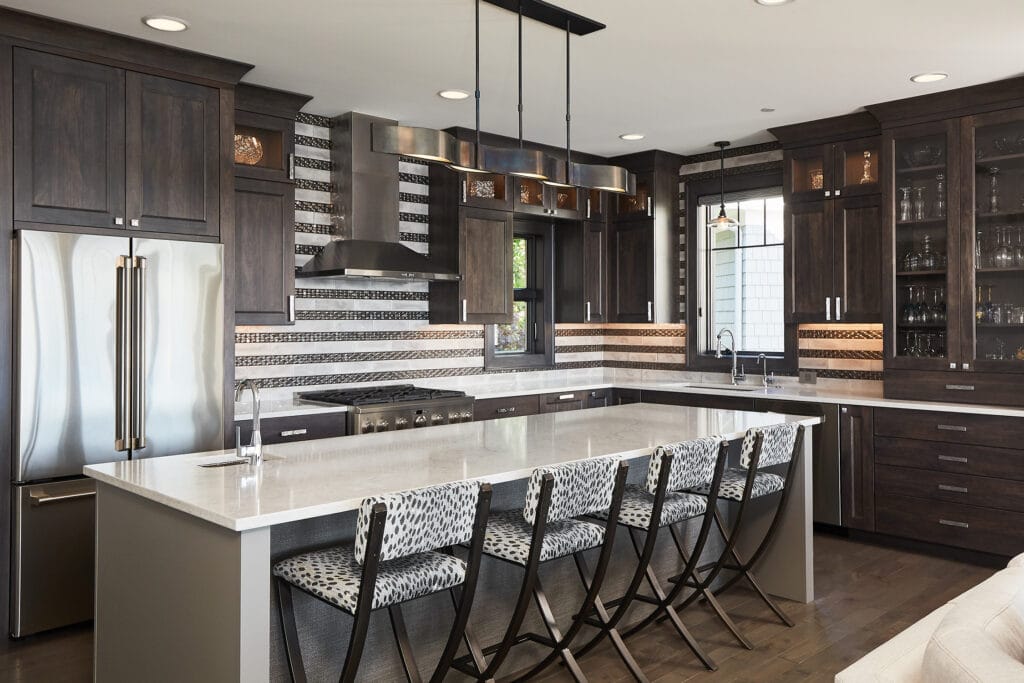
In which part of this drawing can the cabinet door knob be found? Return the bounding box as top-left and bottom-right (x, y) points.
(834, 189), (842, 197)
(825, 190), (832, 198)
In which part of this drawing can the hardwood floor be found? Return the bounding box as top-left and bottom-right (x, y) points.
(0, 533), (995, 682)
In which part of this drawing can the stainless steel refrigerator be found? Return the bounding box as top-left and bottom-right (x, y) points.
(11, 230), (225, 637)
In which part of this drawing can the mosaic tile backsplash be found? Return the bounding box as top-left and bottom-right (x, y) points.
(234, 115), (881, 401)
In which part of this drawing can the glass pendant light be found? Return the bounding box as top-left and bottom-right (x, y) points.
(708, 141), (739, 229)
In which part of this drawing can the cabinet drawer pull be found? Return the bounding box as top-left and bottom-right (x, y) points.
(461, 299), (468, 323)
(937, 484), (968, 494)
(939, 519), (969, 529)
(496, 406), (517, 415)
(937, 424), (968, 432)
(938, 454), (969, 464)
(647, 301), (653, 322)
(825, 297), (831, 321)
(280, 428), (308, 437)
(557, 393), (575, 401)
(586, 198), (592, 219)
(944, 384), (975, 391)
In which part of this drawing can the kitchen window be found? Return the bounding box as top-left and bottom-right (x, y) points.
(685, 170), (795, 371)
(484, 221), (554, 369)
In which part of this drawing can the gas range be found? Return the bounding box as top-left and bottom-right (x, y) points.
(298, 385), (475, 435)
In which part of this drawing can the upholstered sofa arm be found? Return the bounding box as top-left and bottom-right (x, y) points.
(835, 605), (952, 683)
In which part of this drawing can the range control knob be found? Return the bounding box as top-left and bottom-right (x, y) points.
(448, 412), (460, 423)
(375, 419), (389, 432)
(361, 421), (374, 434)
(414, 414), (428, 427)
(395, 417), (409, 429)
(431, 413), (444, 425)
(460, 411), (473, 422)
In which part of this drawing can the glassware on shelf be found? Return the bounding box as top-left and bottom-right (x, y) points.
(901, 240), (920, 272)
(931, 287), (947, 324)
(860, 151), (873, 184)
(989, 167), (1001, 213)
(1015, 227), (1024, 267)
(934, 173), (946, 218)
(913, 186), (927, 221)
(976, 230), (986, 269)
(984, 285), (995, 323)
(994, 226), (1015, 268)
(899, 187), (913, 222)
(919, 235), (939, 271)
(976, 285), (986, 323)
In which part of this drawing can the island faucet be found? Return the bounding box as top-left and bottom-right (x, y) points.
(715, 328), (745, 385)
(235, 378), (263, 466)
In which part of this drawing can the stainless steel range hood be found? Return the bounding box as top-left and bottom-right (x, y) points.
(298, 112), (459, 281)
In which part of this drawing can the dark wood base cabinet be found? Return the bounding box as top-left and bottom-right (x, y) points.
(883, 370), (1024, 408)
(235, 412), (347, 446)
(873, 407), (1024, 557)
(840, 405), (875, 531)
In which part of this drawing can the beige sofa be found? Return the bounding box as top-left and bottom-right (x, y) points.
(836, 554), (1024, 682)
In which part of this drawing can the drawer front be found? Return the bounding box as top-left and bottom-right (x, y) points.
(883, 370), (1024, 408)
(876, 494), (1024, 557)
(612, 388), (641, 405)
(474, 394), (540, 421)
(875, 436), (1024, 481)
(237, 412), (348, 445)
(874, 408), (1024, 450)
(876, 464), (1024, 514)
(539, 391), (585, 413)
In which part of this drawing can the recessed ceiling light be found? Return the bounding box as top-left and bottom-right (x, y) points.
(142, 15), (189, 32)
(755, 0), (794, 5)
(760, 107), (776, 113)
(910, 72), (949, 84)
(619, 133), (645, 141)
(438, 89), (470, 100)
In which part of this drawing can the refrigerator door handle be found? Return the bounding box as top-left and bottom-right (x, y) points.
(115, 257), (132, 452)
(132, 256), (148, 450)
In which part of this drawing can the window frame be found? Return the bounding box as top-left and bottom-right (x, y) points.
(685, 169), (798, 374)
(484, 219), (555, 370)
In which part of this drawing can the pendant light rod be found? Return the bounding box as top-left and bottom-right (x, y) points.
(517, 5), (523, 147)
(717, 140), (729, 214)
(474, 0), (482, 168)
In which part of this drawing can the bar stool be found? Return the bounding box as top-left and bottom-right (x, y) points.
(453, 455), (629, 683)
(581, 436), (731, 674)
(683, 422), (806, 635)
(273, 480), (492, 683)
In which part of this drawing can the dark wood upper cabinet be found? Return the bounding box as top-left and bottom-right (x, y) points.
(460, 172), (514, 211)
(13, 49), (126, 230)
(429, 206), (514, 324)
(840, 405), (874, 531)
(234, 178), (295, 325)
(513, 178), (581, 220)
(12, 49), (221, 238)
(233, 110), (294, 183)
(584, 189), (610, 222)
(613, 171), (655, 221)
(785, 200), (834, 322)
(609, 220), (654, 323)
(125, 73), (220, 237)
(555, 221), (606, 324)
(835, 194), (883, 322)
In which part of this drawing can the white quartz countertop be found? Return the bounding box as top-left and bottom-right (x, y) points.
(86, 404), (819, 532)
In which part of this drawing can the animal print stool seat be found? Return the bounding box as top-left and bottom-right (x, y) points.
(273, 545), (466, 614)
(481, 510), (604, 565)
(689, 468), (785, 501)
(591, 484), (709, 529)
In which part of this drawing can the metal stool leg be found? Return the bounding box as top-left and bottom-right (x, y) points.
(388, 604), (423, 683)
(275, 577), (308, 683)
(511, 579), (588, 683)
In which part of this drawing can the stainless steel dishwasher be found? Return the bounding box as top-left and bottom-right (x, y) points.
(753, 398), (842, 526)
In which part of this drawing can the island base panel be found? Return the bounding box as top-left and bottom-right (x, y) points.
(94, 483), (270, 683)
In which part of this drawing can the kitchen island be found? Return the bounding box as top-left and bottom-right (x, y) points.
(85, 403), (819, 682)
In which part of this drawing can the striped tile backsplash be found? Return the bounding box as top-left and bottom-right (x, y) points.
(234, 115), (881, 401)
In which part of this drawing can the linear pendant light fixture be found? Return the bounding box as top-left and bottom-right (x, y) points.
(708, 141), (740, 230)
(375, 0), (635, 194)
(482, 3), (560, 179)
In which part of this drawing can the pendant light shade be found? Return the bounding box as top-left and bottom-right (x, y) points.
(371, 124), (460, 164)
(483, 146), (561, 179)
(571, 162), (636, 194)
(709, 141), (739, 229)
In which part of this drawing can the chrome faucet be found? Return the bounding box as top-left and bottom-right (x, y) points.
(234, 379), (263, 466)
(757, 353), (776, 389)
(715, 328), (745, 385)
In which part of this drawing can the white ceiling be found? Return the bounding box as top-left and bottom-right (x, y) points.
(6, 0), (1024, 156)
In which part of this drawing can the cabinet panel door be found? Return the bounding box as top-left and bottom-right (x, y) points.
(13, 49), (125, 229)
(833, 136), (881, 197)
(785, 144), (830, 204)
(583, 222), (607, 323)
(234, 178), (295, 325)
(125, 73), (220, 237)
(840, 405), (874, 531)
(610, 221), (654, 322)
(460, 207), (513, 324)
(835, 194), (883, 322)
(554, 223), (584, 323)
(785, 200), (833, 322)
(614, 171), (655, 221)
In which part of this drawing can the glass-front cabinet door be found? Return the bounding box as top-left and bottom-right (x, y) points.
(834, 137), (881, 197)
(961, 107), (1024, 373)
(887, 120), (960, 371)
